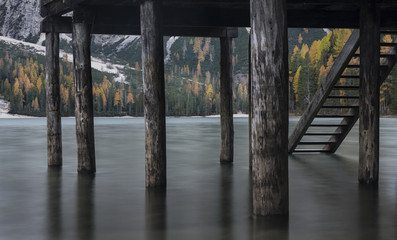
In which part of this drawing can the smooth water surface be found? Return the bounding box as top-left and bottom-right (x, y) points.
(0, 117), (396, 240)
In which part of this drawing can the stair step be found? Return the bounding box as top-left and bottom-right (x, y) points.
(381, 30), (397, 34)
(353, 53), (396, 57)
(380, 53), (396, 58)
(304, 132), (342, 136)
(333, 85), (359, 90)
(340, 75), (360, 78)
(299, 141), (336, 145)
(316, 114), (356, 118)
(322, 105), (359, 109)
(293, 149), (331, 153)
(380, 42), (397, 47)
(347, 64), (360, 68)
(310, 123), (349, 127)
(328, 95), (359, 99)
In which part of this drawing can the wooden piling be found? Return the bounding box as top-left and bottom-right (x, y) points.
(220, 37), (234, 163)
(140, 0), (166, 187)
(72, 9), (96, 174)
(359, 0), (380, 184)
(248, 30), (252, 169)
(46, 25), (62, 167)
(250, 0), (289, 216)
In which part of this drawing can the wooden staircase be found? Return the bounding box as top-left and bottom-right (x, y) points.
(289, 29), (397, 154)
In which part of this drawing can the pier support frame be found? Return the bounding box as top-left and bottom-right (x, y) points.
(220, 37), (234, 163)
(250, 0), (289, 216)
(141, 0), (166, 188)
(46, 22), (62, 167)
(359, 0), (380, 184)
(72, 9), (96, 174)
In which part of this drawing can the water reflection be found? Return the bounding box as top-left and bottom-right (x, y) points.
(220, 165), (233, 240)
(252, 216), (289, 240)
(47, 168), (62, 240)
(2, 118), (397, 239)
(358, 185), (379, 240)
(248, 169), (289, 240)
(145, 188), (167, 240)
(77, 174), (95, 240)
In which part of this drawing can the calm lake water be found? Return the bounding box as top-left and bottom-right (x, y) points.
(0, 117), (397, 240)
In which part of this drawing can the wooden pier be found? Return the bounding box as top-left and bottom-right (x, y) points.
(40, 0), (397, 216)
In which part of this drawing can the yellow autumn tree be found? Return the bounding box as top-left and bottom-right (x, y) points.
(300, 44), (309, 59)
(293, 66), (302, 102)
(192, 74), (199, 96)
(309, 40), (320, 65)
(36, 76), (43, 94)
(127, 92), (135, 104)
(318, 65), (327, 84)
(32, 97), (40, 112)
(114, 91), (121, 107)
(206, 83), (214, 101)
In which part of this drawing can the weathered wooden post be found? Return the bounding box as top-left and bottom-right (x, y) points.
(359, 0), (380, 184)
(140, 0), (166, 187)
(248, 31), (252, 169)
(251, 0), (289, 216)
(220, 37), (234, 163)
(46, 21), (62, 167)
(72, 9), (96, 174)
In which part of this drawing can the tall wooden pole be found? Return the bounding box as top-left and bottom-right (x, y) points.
(359, 0), (380, 184)
(141, 0), (166, 187)
(251, 0), (289, 216)
(46, 23), (62, 167)
(220, 37), (234, 163)
(248, 30), (252, 170)
(73, 9), (96, 174)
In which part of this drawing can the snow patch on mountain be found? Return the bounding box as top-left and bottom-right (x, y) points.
(165, 36), (179, 63)
(0, 0), (42, 40)
(323, 28), (331, 35)
(117, 36), (140, 52)
(0, 35), (128, 84)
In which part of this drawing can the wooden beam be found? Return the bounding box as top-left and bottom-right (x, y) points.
(141, 0), (167, 188)
(73, 9), (96, 174)
(359, 0), (380, 185)
(220, 37), (234, 164)
(40, 0), (85, 17)
(251, 0), (289, 216)
(41, 17), (238, 37)
(40, 1), (397, 28)
(46, 23), (62, 167)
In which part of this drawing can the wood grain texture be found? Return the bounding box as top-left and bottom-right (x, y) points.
(73, 9), (96, 174)
(141, 0), (167, 188)
(251, 0), (289, 216)
(248, 30), (252, 169)
(46, 29), (62, 167)
(359, 0), (380, 184)
(220, 37), (234, 163)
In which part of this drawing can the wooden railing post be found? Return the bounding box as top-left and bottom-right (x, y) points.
(73, 8), (96, 174)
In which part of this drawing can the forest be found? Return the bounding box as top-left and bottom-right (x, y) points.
(0, 28), (397, 117)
